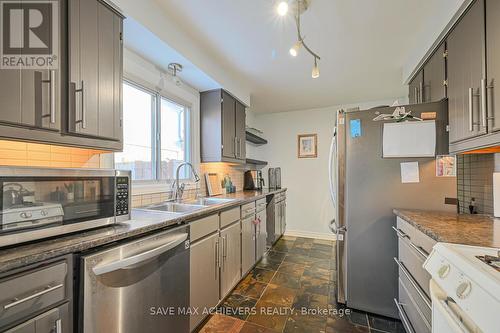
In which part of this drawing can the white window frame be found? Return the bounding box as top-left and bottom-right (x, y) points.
(119, 79), (195, 187)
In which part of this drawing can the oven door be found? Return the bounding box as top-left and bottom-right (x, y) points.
(430, 280), (480, 333)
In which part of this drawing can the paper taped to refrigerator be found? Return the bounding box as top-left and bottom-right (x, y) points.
(382, 120), (436, 158)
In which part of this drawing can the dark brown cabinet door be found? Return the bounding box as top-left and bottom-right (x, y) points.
(423, 44), (446, 103)
(221, 91), (236, 158)
(235, 101), (246, 160)
(447, 0), (486, 143)
(68, 0), (123, 141)
(408, 70), (423, 104)
(0, 1), (62, 132)
(487, 0), (500, 132)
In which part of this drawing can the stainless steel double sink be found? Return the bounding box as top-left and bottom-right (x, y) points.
(138, 197), (236, 215)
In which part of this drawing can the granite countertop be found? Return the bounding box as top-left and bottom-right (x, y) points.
(393, 209), (500, 248)
(0, 188), (286, 274)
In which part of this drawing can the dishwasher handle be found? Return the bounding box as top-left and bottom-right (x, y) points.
(93, 233), (188, 276)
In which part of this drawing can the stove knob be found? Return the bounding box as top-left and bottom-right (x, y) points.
(456, 281), (472, 300)
(20, 212), (32, 219)
(41, 210), (48, 216)
(438, 264), (451, 279)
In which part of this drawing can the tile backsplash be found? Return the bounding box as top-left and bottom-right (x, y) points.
(457, 154), (494, 214)
(0, 140), (110, 168)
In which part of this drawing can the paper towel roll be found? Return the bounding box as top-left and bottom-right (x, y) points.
(494, 173), (500, 217)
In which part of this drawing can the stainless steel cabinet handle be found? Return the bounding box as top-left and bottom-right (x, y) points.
(75, 80), (86, 129)
(49, 70), (56, 123)
(487, 81), (495, 126)
(394, 299), (416, 333)
(468, 87), (474, 132)
(215, 238), (220, 275)
(414, 87), (418, 103)
(55, 319), (62, 333)
(92, 233), (188, 275)
(481, 79), (487, 128)
(3, 284), (64, 310)
(391, 226), (409, 239)
(234, 137), (238, 157)
(419, 81), (424, 103)
(223, 235), (228, 259)
(408, 241), (429, 259)
(393, 258), (431, 309)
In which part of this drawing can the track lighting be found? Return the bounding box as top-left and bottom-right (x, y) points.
(312, 57), (320, 78)
(277, 1), (289, 16)
(289, 40), (302, 57)
(279, 0), (321, 79)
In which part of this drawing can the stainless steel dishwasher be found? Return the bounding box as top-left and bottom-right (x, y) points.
(80, 225), (190, 333)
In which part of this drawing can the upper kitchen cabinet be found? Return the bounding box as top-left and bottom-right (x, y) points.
(201, 89), (247, 163)
(423, 43), (447, 103)
(0, 0), (124, 151)
(0, 1), (63, 132)
(68, 0), (123, 142)
(447, 0), (486, 144)
(408, 70), (423, 104)
(486, 0), (500, 132)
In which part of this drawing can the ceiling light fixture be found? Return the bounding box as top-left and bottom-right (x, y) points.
(279, 0), (321, 78)
(168, 63), (183, 86)
(277, 1), (289, 16)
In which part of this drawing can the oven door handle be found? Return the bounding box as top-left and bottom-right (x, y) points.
(93, 233), (188, 276)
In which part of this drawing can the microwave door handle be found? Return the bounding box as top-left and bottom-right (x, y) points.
(92, 233), (188, 276)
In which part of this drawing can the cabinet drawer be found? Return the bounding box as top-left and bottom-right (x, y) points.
(190, 214), (219, 243)
(398, 237), (432, 297)
(256, 199), (266, 212)
(395, 258), (431, 323)
(220, 207), (240, 228)
(397, 217), (436, 255)
(241, 202), (256, 218)
(0, 261), (68, 329)
(398, 278), (431, 333)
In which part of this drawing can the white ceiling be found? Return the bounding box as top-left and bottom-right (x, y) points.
(133, 0), (463, 113)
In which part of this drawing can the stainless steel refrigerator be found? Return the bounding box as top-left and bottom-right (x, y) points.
(328, 100), (456, 318)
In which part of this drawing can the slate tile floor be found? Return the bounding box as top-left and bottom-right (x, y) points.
(197, 236), (404, 333)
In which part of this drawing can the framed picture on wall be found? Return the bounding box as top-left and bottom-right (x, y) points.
(298, 134), (318, 158)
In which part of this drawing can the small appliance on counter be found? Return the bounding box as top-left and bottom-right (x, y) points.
(244, 170), (265, 190)
(268, 168), (276, 189)
(0, 167), (131, 248)
(275, 167), (281, 189)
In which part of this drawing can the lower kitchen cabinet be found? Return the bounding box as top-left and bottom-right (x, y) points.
(241, 214), (256, 275)
(256, 203), (267, 260)
(220, 221), (242, 298)
(190, 232), (220, 331)
(394, 217), (435, 333)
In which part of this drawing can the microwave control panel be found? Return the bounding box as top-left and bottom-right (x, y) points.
(115, 177), (129, 216)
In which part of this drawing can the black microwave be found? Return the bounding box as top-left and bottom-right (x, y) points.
(0, 167), (131, 247)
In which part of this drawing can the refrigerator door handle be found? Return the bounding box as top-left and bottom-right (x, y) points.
(328, 127), (337, 208)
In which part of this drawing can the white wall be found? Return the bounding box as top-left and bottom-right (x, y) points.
(251, 98), (405, 239)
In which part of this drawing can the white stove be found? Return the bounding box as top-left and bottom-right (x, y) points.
(423, 243), (500, 333)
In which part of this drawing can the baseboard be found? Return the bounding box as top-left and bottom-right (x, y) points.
(284, 230), (337, 241)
